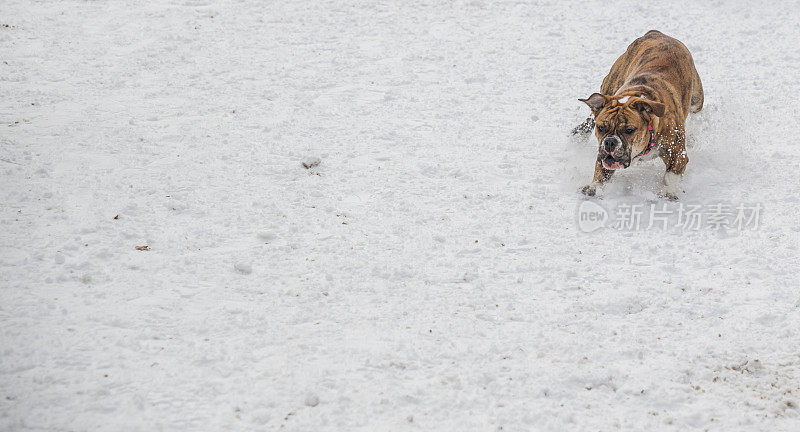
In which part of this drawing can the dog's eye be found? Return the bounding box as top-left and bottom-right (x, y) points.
(597, 125), (608, 134)
(624, 127), (636, 134)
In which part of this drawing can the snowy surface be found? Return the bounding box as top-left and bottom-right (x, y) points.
(2, 1), (800, 430)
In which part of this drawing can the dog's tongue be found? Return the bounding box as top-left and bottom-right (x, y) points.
(602, 158), (621, 170)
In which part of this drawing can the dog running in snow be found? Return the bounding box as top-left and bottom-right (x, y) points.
(574, 30), (703, 200)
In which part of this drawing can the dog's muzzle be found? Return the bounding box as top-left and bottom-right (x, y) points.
(602, 136), (621, 154)
(599, 135), (628, 170)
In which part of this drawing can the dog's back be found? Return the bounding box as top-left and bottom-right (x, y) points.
(601, 30), (703, 117)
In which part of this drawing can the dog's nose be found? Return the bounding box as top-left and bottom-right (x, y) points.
(603, 137), (618, 153)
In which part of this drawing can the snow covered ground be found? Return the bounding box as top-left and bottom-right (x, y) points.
(2, 0), (800, 430)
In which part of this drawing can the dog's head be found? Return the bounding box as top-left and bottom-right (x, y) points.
(579, 93), (665, 170)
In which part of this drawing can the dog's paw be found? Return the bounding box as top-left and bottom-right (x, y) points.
(571, 117), (595, 136)
(658, 189), (679, 201)
(580, 184), (597, 196)
(660, 172), (682, 201)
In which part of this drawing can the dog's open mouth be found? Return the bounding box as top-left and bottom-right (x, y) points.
(601, 155), (622, 170)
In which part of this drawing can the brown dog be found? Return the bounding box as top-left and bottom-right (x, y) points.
(577, 30), (703, 200)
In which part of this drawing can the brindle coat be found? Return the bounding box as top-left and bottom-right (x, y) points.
(577, 30), (703, 200)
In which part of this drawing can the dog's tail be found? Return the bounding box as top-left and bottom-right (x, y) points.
(571, 116), (595, 136)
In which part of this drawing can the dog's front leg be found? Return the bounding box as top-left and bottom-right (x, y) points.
(581, 161), (615, 196)
(659, 126), (688, 200)
(661, 170), (683, 201)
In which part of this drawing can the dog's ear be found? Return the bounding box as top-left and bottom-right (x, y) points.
(578, 93), (608, 115)
(631, 99), (665, 117)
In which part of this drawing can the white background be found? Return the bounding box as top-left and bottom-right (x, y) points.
(1, 0), (799, 430)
